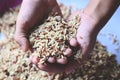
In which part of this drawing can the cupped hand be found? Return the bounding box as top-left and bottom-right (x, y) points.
(68, 10), (98, 59)
(14, 0), (74, 74)
(14, 0), (61, 52)
(30, 55), (80, 74)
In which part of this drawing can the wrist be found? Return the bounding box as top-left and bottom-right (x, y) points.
(82, 0), (120, 37)
(84, 0), (120, 21)
(83, 0), (120, 32)
(80, 11), (101, 36)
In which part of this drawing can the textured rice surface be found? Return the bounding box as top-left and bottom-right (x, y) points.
(0, 4), (120, 80)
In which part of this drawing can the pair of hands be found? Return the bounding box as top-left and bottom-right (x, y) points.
(14, 0), (97, 74)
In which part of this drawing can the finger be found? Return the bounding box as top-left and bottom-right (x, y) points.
(47, 57), (56, 63)
(21, 38), (30, 52)
(69, 38), (79, 47)
(57, 57), (68, 64)
(14, 33), (30, 52)
(76, 34), (89, 59)
(38, 63), (65, 73)
(64, 48), (72, 57)
(29, 55), (39, 64)
(38, 63), (48, 70)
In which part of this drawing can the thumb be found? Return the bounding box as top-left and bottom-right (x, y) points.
(14, 32), (30, 52)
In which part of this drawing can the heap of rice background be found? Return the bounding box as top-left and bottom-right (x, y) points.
(0, 4), (120, 80)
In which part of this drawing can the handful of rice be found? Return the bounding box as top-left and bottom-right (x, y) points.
(30, 15), (81, 63)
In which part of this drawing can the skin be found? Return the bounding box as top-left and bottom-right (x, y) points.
(14, 0), (120, 73)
